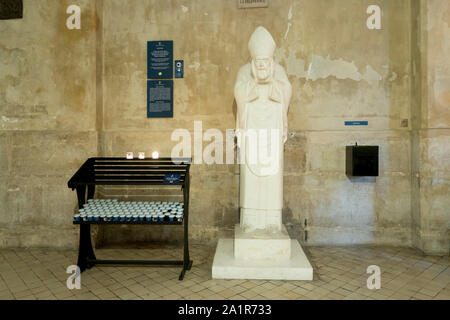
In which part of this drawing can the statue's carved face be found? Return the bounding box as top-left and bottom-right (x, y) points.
(252, 56), (273, 84)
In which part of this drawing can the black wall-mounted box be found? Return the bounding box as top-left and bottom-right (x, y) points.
(346, 145), (379, 177)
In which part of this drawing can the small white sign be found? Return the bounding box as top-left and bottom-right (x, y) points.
(238, 0), (268, 9)
(138, 152), (146, 160)
(126, 152), (134, 159)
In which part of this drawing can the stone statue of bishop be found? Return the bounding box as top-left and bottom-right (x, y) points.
(212, 27), (312, 281)
(234, 26), (292, 233)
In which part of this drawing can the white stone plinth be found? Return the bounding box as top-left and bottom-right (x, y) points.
(212, 238), (313, 280)
(234, 224), (291, 261)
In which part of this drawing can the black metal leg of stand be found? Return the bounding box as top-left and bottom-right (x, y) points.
(179, 175), (193, 280)
(76, 186), (96, 272)
(87, 184), (95, 200)
(179, 222), (190, 280)
(77, 224), (97, 272)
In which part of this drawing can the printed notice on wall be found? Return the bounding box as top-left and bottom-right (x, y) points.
(148, 41), (173, 79)
(147, 80), (173, 118)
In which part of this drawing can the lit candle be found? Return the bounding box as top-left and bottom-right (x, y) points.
(138, 152), (145, 160)
(126, 152), (134, 159)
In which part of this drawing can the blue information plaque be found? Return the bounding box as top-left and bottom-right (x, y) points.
(164, 174), (181, 185)
(345, 121), (368, 126)
(175, 60), (184, 78)
(147, 80), (173, 118)
(148, 41), (173, 79)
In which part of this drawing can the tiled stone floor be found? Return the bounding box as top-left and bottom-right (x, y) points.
(0, 243), (448, 300)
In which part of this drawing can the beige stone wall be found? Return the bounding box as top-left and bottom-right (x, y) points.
(0, 0), (98, 247)
(98, 0), (415, 247)
(0, 0), (448, 254)
(411, 0), (450, 255)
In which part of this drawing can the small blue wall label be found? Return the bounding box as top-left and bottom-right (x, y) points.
(164, 174), (181, 185)
(175, 60), (184, 78)
(345, 121), (369, 126)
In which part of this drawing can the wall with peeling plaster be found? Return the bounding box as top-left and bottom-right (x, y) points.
(97, 0), (416, 249)
(0, 0), (448, 254)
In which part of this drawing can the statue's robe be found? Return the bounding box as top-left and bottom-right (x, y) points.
(234, 63), (292, 231)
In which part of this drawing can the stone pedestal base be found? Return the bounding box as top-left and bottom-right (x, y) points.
(212, 225), (313, 280)
(240, 208), (282, 233)
(234, 224), (291, 261)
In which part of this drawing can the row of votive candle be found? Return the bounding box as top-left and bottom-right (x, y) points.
(74, 199), (184, 222)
